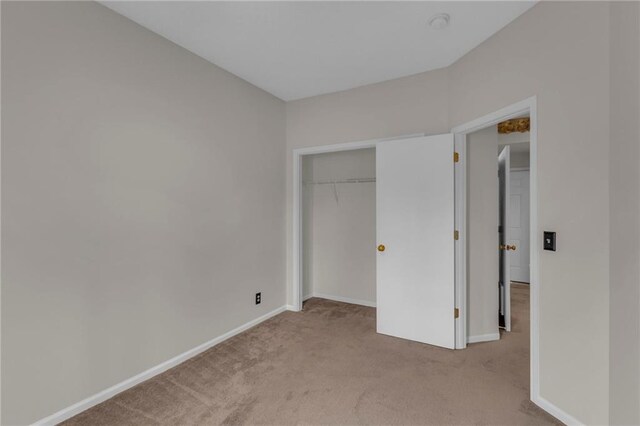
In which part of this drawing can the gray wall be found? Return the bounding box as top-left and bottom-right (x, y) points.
(302, 149), (376, 305)
(3, 1), (639, 425)
(286, 69), (451, 311)
(287, 3), (615, 423)
(609, 2), (640, 424)
(466, 127), (499, 340)
(1, 2), (285, 424)
(449, 3), (610, 423)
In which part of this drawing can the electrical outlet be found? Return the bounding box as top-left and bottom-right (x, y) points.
(255, 292), (261, 305)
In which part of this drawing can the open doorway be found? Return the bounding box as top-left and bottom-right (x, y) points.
(451, 97), (539, 405)
(463, 116), (531, 339)
(498, 122), (531, 332)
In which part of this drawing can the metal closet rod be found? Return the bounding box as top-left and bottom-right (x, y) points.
(303, 178), (376, 185)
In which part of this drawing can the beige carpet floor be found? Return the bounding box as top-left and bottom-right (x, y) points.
(65, 284), (560, 425)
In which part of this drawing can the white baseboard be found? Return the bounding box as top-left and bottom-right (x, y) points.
(532, 394), (583, 425)
(312, 292), (376, 308)
(32, 305), (288, 426)
(467, 332), (500, 344)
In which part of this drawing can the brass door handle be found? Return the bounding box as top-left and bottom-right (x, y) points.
(377, 244), (386, 252)
(500, 244), (517, 251)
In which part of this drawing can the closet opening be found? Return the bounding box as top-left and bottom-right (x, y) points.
(301, 148), (376, 309)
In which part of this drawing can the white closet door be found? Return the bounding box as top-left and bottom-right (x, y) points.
(376, 134), (455, 349)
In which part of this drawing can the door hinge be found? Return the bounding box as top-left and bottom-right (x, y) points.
(454, 230), (459, 240)
(454, 308), (460, 319)
(454, 152), (460, 163)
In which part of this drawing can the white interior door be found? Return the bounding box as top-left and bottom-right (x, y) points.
(376, 134), (455, 349)
(498, 146), (511, 331)
(509, 170), (530, 283)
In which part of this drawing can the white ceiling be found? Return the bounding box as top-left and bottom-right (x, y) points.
(101, 1), (536, 101)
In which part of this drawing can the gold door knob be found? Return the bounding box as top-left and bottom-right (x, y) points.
(508, 245), (517, 251)
(377, 244), (386, 252)
(500, 244), (517, 251)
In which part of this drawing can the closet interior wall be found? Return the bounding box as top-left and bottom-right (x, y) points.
(302, 148), (376, 306)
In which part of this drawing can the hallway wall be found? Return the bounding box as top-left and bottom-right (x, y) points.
(466, 127), (499, 341)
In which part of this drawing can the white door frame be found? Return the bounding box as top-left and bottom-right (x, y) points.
(450, 96), (539, 401)
(291, 133), (425, 312)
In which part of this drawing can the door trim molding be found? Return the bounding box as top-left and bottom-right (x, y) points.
(291, 133), (425, 312)
(451, 96), (542, 413)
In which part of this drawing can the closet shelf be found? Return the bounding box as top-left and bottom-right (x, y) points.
(303, 178), (376, 185)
